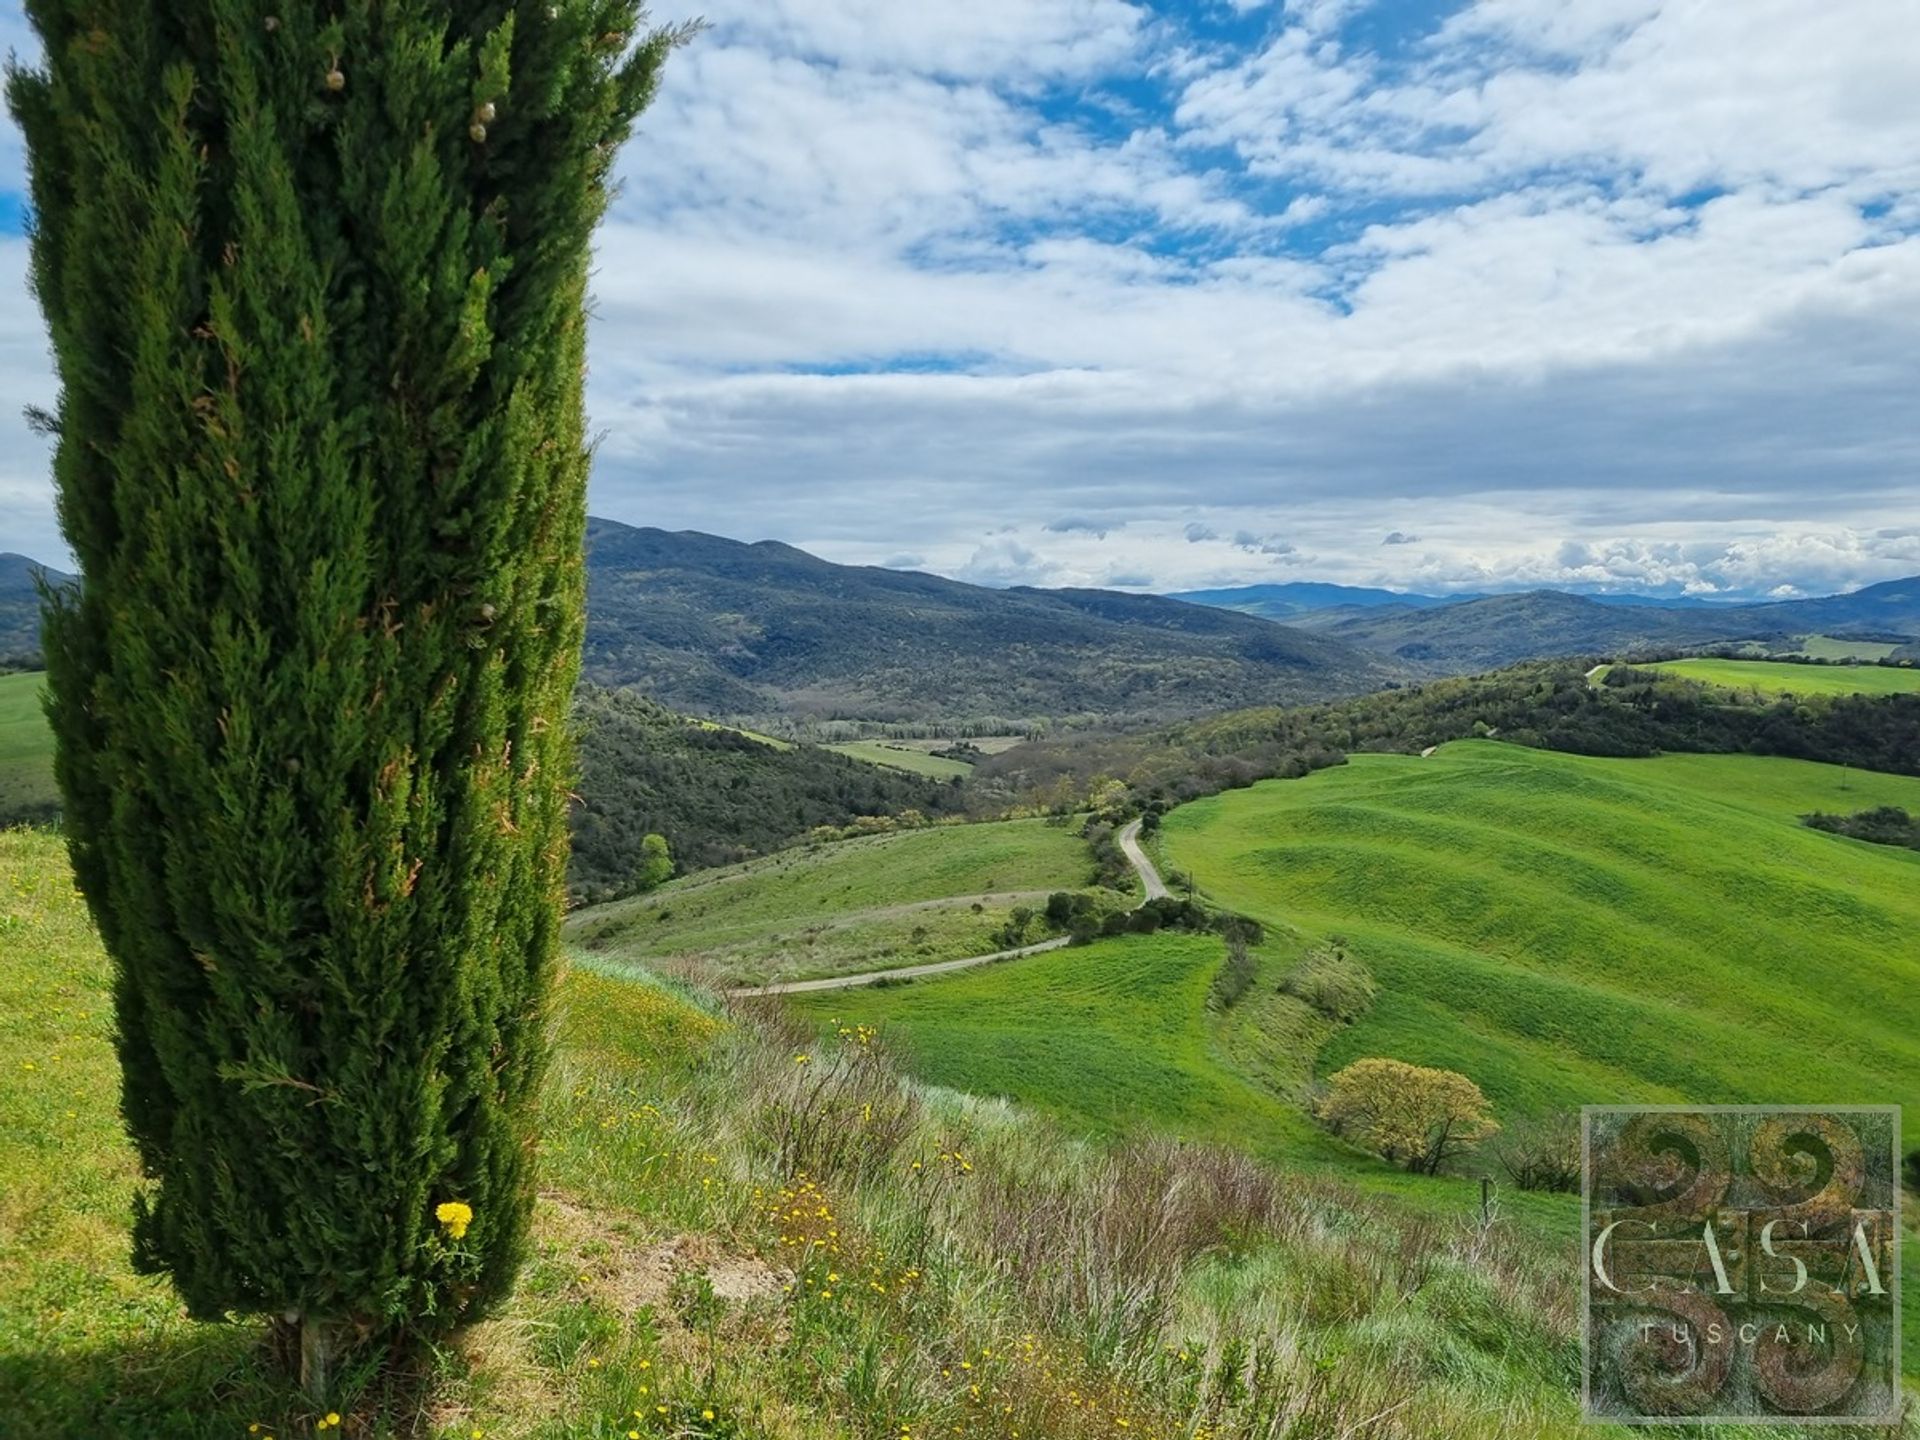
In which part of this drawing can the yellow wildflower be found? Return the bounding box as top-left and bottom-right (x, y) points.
(435, 1200), (474, 1239)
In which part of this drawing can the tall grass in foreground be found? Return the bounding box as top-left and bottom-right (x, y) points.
(2, 828), (1909, 1437)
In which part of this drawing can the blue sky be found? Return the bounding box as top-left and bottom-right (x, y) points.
(2, 0), (1918, 599)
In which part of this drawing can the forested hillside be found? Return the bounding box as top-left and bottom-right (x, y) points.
(569, 684), (967, 899)
(976, 658), (1920, 814)
(580, 518), (1400, 726)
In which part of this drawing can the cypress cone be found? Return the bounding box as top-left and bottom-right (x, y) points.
(9, 0), (680, 1375)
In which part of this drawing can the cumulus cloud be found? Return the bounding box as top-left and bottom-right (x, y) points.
(956, 538), (1060, 587)
(1382, 531), (1419, 545)
(0, 0), (1914, 599)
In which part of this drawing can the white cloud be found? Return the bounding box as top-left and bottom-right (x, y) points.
(0, 0), (1915, 600)
(956, 538), (1060, 587)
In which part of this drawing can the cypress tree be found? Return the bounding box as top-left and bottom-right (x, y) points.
(10, 0), (680, 1393)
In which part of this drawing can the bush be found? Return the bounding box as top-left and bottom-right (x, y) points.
(1279, 947), (1375, 1024)
(1489, 1113), (1582, 1193)
(1209, 930), (1258, 1012)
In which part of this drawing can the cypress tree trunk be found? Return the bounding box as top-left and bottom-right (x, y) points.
(10, 2), (678, 1390)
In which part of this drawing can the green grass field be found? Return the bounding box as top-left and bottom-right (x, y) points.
(0, 672), (57, 823)
(786, 932), (1331, 1151)
(1794, 633), (1903, 661)
(1646, 655), (1920, 697)
(1160, 743), (1920, 1120)
(823, 739), (972, 778)
(4, 825), (1661, 1439)
(689, 716), (794, 750)
(568, 818), (1099, 986)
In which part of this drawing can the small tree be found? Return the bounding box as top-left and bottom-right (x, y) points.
(1490, 1112), (1582, 1193)
(12, 0), (684, 1399)
(1318, 1058), (1498, 1175)
(634, 833), (674, 892)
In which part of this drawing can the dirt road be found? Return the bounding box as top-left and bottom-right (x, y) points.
(726, 817), (1170, 998)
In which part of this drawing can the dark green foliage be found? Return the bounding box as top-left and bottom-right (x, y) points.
(569, 684), (967, 899)
(982, 658), (1920, 817)
(11, 0), (676, 1350)
(1207, 928), (1257, 1012)
(1080, 818), (1133, 889)
(578, 519), (1400, 728)
(1802, 806), (1920, 850)
(1099, 895), (1212, 938)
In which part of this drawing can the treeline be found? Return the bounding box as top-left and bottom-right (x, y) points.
(1802, 807), (1920, 851)
(977, 659), (1920, 818)
(568, 684), (968, 903)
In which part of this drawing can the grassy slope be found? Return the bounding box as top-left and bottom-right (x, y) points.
(1161, 742), (1920, 1119)
(0, 672), (57, 821)
(823, 739), (971, 779)
(568, 819), (1096, 986)
(5, 825), (1682, 1440)
(786, 933), (1329, 1153)
(1648, 656), (1920, 697)
(1796, 634), (1902, 661)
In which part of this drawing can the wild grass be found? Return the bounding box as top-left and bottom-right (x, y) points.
(1645, 656), (1920, 696)
(1, 827), (1910, 1436)
(0, 671), (57, 822)
(567, 819), (1099, 986)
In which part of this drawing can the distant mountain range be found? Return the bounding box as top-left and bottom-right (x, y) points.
(8, 530), (1916, 709)
(1215, 578), (1920, 674)
(581, 520), (1398, 724)
(1165, 581), (1463, 618)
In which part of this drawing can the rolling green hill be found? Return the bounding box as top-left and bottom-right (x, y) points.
(0, 672), (57, 825)
(1645, 655), (1920, 697)
(0, 824), (1652, 1440)
(569, 817), (1101, 987)
(1160, 742), (1920, 1120)
(785, 931), (1346, 1159)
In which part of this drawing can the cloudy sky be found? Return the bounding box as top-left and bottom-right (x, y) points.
(2, 1), (1918, 599)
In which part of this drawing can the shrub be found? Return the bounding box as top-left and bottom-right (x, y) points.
(1489, 1113), (1582, 1193)
(1279, 946), (1376, 1023)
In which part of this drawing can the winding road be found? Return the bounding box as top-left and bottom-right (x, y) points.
(725, 818), (1171, 998)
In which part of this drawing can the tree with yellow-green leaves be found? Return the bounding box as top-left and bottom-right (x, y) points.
(10, 0), (686, 1398)
(1318, 1057), (1499, 1175)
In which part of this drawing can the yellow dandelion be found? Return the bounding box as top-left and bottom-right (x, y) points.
(434, 1200), (473, 1239)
